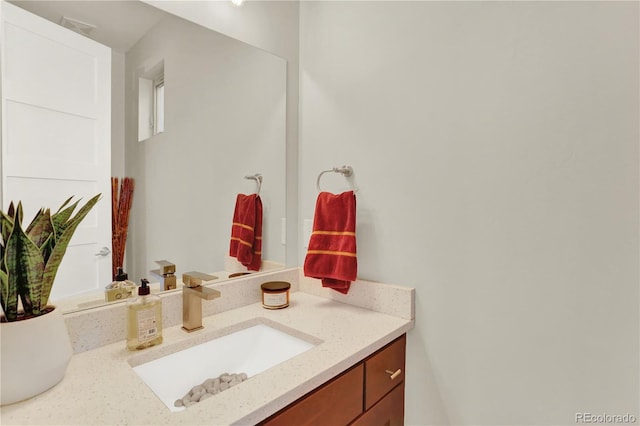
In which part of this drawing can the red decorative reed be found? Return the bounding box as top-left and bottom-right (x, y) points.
(111, 177), (135, 280)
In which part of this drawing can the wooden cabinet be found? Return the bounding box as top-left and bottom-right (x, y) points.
(260, 334), (406, 426)
(351, 384), (405, 426)
(364, 334), (406, 410)
(260, 365), (364, 426)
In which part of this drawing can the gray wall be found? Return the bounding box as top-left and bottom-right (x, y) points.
(299, 2), (638, 425)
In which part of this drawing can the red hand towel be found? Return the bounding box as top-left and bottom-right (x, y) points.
(229, 194), (262, 271)
(303, 191), (357, 294)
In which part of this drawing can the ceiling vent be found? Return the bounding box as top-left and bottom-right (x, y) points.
(59, 16), (96, 37)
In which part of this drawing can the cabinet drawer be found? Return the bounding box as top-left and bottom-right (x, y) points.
(364, 335), (406, 410)
(261, 364), (364, 426)
(351, 382), (404, 426)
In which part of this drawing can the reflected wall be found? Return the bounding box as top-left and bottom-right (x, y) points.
(124, 13), (286, 282)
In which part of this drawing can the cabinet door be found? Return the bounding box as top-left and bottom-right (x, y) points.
(364, 335), (406, 410)
(351, 383), (404, 426)
(262, 364), (364, 426)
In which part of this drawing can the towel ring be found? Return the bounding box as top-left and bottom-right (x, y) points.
(316, 165), (357, 193)
(244, 174), (262, 195)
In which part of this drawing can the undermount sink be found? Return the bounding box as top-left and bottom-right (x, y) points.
(130, 320), (318, 412)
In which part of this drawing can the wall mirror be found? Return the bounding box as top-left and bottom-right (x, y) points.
(9, 0), (287, 313)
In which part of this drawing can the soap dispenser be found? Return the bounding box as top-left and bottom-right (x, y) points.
(127, 279), (163, 351)
(105, 267), (137, 302)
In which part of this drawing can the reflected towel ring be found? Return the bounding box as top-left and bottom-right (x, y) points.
(244, 173), (262, 195)
(316, 165), (357, 193)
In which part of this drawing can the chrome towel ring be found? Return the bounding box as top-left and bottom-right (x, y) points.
(316, 165), (357, 193)
(244, 173), (262, 195)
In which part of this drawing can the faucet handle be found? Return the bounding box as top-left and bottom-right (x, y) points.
(182, 271), (218, 288)
(154, 260), (176, 275)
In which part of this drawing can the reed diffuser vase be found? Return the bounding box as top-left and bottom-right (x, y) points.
(111, 177), (134, 280)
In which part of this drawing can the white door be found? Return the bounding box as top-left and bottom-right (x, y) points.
(0, 1), (112, 300)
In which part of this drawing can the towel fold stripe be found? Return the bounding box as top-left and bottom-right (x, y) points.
(312, 230), (356, 236)
(231, 237), (253, 248)
(307, 249), (357, 257)
(233, 222), (254, 231)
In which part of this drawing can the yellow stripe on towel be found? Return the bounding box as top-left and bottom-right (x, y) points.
(307, 250), (357, 257)
(311, 230), (356, 236)
(233, 222), (254, 231)
(231, 237), (253, 248)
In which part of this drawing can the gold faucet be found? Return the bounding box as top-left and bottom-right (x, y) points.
(181, 272), (220, 332)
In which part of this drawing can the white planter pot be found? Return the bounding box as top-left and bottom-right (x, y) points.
(0, 307), (73, 405)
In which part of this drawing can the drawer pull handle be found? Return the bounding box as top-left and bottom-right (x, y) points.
(385, 369), (402, 380)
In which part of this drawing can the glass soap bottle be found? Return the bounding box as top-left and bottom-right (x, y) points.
(105, 267), (137, 302)
(127, 279), (163, 351)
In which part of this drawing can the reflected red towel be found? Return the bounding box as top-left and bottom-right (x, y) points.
(229, 194), (262, 271)
(303, 191), (357, 294)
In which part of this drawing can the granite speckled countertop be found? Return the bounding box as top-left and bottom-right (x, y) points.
(1, 271), (414, 425)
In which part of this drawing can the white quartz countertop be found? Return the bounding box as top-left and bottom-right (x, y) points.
(1, 292), (414, 425)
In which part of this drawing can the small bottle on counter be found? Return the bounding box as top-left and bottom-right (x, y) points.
(105, 267), (137, 302)
(127, 279), (163, 351)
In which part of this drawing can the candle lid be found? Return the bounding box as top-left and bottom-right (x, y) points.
(261, 281), (291, 292)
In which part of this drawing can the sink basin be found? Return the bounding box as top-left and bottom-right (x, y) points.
(130, 322), (317, 412)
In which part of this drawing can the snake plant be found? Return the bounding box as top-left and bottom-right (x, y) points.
(0, 194), (100, 322)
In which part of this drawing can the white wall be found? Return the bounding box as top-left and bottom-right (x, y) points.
(299, 2), (639, 425)
(124, 14), (286, 281)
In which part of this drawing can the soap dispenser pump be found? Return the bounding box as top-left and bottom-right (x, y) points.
(126, 279), (163, 351)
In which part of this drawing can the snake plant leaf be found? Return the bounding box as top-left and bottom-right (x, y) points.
(54, 196), (74, 214)
(39, 233), (55, 265)
(51, 199), (79, 239)
(25, 208), (43, 234)
(13, 202), (22, 225)
(1, 215), (6, 276)
(7, 201), (22, 223)
(26, 208), (54, 249)
(4, 203), (45, 319)
(40, 194), (100, 307)
(1, 209), (14, 246)
(0, 269), (8, 319)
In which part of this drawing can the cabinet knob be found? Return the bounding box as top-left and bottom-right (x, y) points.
(384, 369), (402, 380)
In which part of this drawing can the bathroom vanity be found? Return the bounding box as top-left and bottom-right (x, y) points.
(261, 334), (406, 426)
(0, 268), (414, 425)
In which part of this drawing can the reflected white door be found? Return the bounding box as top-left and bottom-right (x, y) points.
(0, 1), (112, 300)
